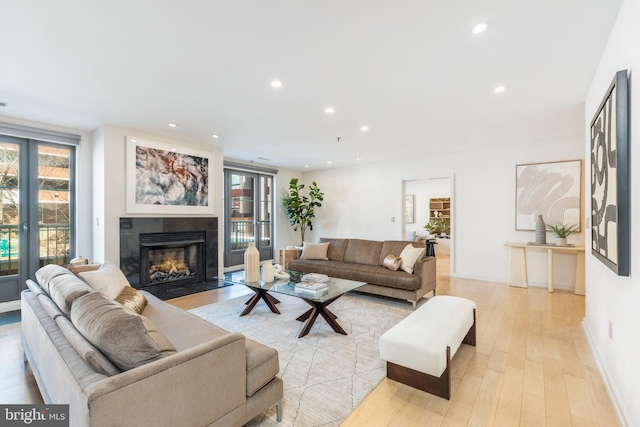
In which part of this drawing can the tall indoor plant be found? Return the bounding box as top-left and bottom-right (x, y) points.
(282, 178), (324, 245)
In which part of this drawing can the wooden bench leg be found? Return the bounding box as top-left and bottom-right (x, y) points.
(463, 308), (477, 346)
(387, 346), (452, 400)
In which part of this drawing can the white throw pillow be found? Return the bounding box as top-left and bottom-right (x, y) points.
(300, 242), (330, 260)
(79, 261), (129, 299)
(399, 244), (426, 274)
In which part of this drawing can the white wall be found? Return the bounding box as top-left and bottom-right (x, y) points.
(584, 0), (640, 424)
(302, 137), (584, 288)
(91, 125), (224, 274)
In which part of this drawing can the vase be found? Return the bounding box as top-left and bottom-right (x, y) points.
(261, 260), (275, 282)
(244, 242), (260, 282)
(535, 215), (546, 244)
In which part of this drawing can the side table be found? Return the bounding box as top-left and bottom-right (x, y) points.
(279, 248), (301, 269)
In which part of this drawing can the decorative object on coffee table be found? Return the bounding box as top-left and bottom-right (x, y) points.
(261, 260), (275, 282)
(535, 215), (547, 244)
(244, 242), (260, 282)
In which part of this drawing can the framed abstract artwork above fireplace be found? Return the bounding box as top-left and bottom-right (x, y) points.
(125, 136), (214, 214)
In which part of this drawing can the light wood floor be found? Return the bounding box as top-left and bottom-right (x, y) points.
(2, 256), (619, 426)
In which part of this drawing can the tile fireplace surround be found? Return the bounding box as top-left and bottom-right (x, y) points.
(119, 217), (219, 300)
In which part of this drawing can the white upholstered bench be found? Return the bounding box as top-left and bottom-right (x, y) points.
(379, 295), (476, 399)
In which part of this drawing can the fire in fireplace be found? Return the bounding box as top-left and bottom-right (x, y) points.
(139, 232), (205, 288)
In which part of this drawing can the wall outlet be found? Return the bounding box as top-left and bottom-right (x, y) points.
(608, 320), (613, 339)
(391, 217), (395, 223)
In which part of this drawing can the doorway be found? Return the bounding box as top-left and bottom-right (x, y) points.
(0, 136), (75, 303)
(402, 175), (454, 274)
(223, 169), (274, 268)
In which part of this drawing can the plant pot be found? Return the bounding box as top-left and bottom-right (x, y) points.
(556, 237), (567, 246)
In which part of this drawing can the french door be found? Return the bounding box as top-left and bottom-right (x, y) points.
(0, 136), (75, 303)
(224, 169), (273, 267)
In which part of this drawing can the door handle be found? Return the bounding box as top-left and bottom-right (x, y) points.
(22, 223), (28, 232)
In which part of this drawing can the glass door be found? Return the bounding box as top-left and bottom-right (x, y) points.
(224, 169), (273, 267)
(0, 136), (74, 303)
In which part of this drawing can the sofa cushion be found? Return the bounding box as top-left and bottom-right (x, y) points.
(344, 239), (383, 266)
(115, 285), (148, 314)
(245, 339), (280, 397)
(79, 261), (129, 299)
(378, 240), (426, 266)
(399, 244), (426, 274)
(71, 292), (177, 371)
(299, 241), (330, 260)
(35, 264), (94, 317)
(319, 238), (349, 261)
(55, 315), (121, 376)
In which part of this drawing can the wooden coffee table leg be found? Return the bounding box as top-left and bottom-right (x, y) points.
(240, 288), (281, 316)
(296, 295), (346, 337)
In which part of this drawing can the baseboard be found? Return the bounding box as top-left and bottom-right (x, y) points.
(0, 299), (21, 314)
(448, 272), (507, 284)
(582, 319), (630, 426)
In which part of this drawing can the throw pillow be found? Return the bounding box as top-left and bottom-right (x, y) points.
(115, 286), (148, 314)
(68, 263), (102, 277)
(382, 254), (402, 271)
(71, 292), (176, 371)
(78, 261), (129, 300)
(55, 316), (121, 376)
(399, 244), (426, 274)
(300, 242), (330, 260)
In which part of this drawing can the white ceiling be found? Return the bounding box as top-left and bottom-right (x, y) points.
(0, 1), (622, 171)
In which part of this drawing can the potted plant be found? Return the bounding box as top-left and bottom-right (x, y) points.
(547, 222), (579, 246)
(424, 219), (448, 236)
(282, 178), (324, 245)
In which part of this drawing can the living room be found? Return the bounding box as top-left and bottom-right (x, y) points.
(1, 1), (639, 426)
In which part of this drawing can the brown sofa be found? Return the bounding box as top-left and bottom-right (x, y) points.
(21, 264), (283, 427)
(288, 238), (436, 309)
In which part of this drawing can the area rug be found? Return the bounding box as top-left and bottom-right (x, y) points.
(189, 291), (411, 427)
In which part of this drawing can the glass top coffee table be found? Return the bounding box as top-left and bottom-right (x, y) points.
(221, 271), (365, 338)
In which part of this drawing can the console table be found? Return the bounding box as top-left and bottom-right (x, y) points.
(504, 242), (585, 295)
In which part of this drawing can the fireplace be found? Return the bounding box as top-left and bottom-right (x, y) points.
(120, 217), (219, 300)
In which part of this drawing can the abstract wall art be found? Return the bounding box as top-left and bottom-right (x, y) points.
(515, 160), (582, 231)
(126, 137), (214, 214)
(590, 69), (629, 276)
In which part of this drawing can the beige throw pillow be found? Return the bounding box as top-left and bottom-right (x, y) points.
(71, 292), (176, 371)
(300, 242), (330, 260)
(399, 244), (426, 274)
(382, 254), (402, 271)
(79, 261), (129, 299)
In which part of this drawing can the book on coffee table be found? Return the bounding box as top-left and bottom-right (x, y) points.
(295, 281), (329, 296)
(301, 273), (330, 283)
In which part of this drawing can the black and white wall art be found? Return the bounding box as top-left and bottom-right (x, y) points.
(516, 160), (582, 231)
(590, 69), (630, 276)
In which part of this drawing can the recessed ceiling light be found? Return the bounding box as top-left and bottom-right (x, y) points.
(494, 85), (506, 93)
(472, 23), (488, 34)
(169, 123), (178, 127)
(270, 80), (282, 88)
(304, 165), (309, 168)
(355, 157), (360, 160)
(327, 160), (333, 164)
(325, 107), (335, 114)
(211, 134), (219, 138)
(361, 126), (369, 131)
